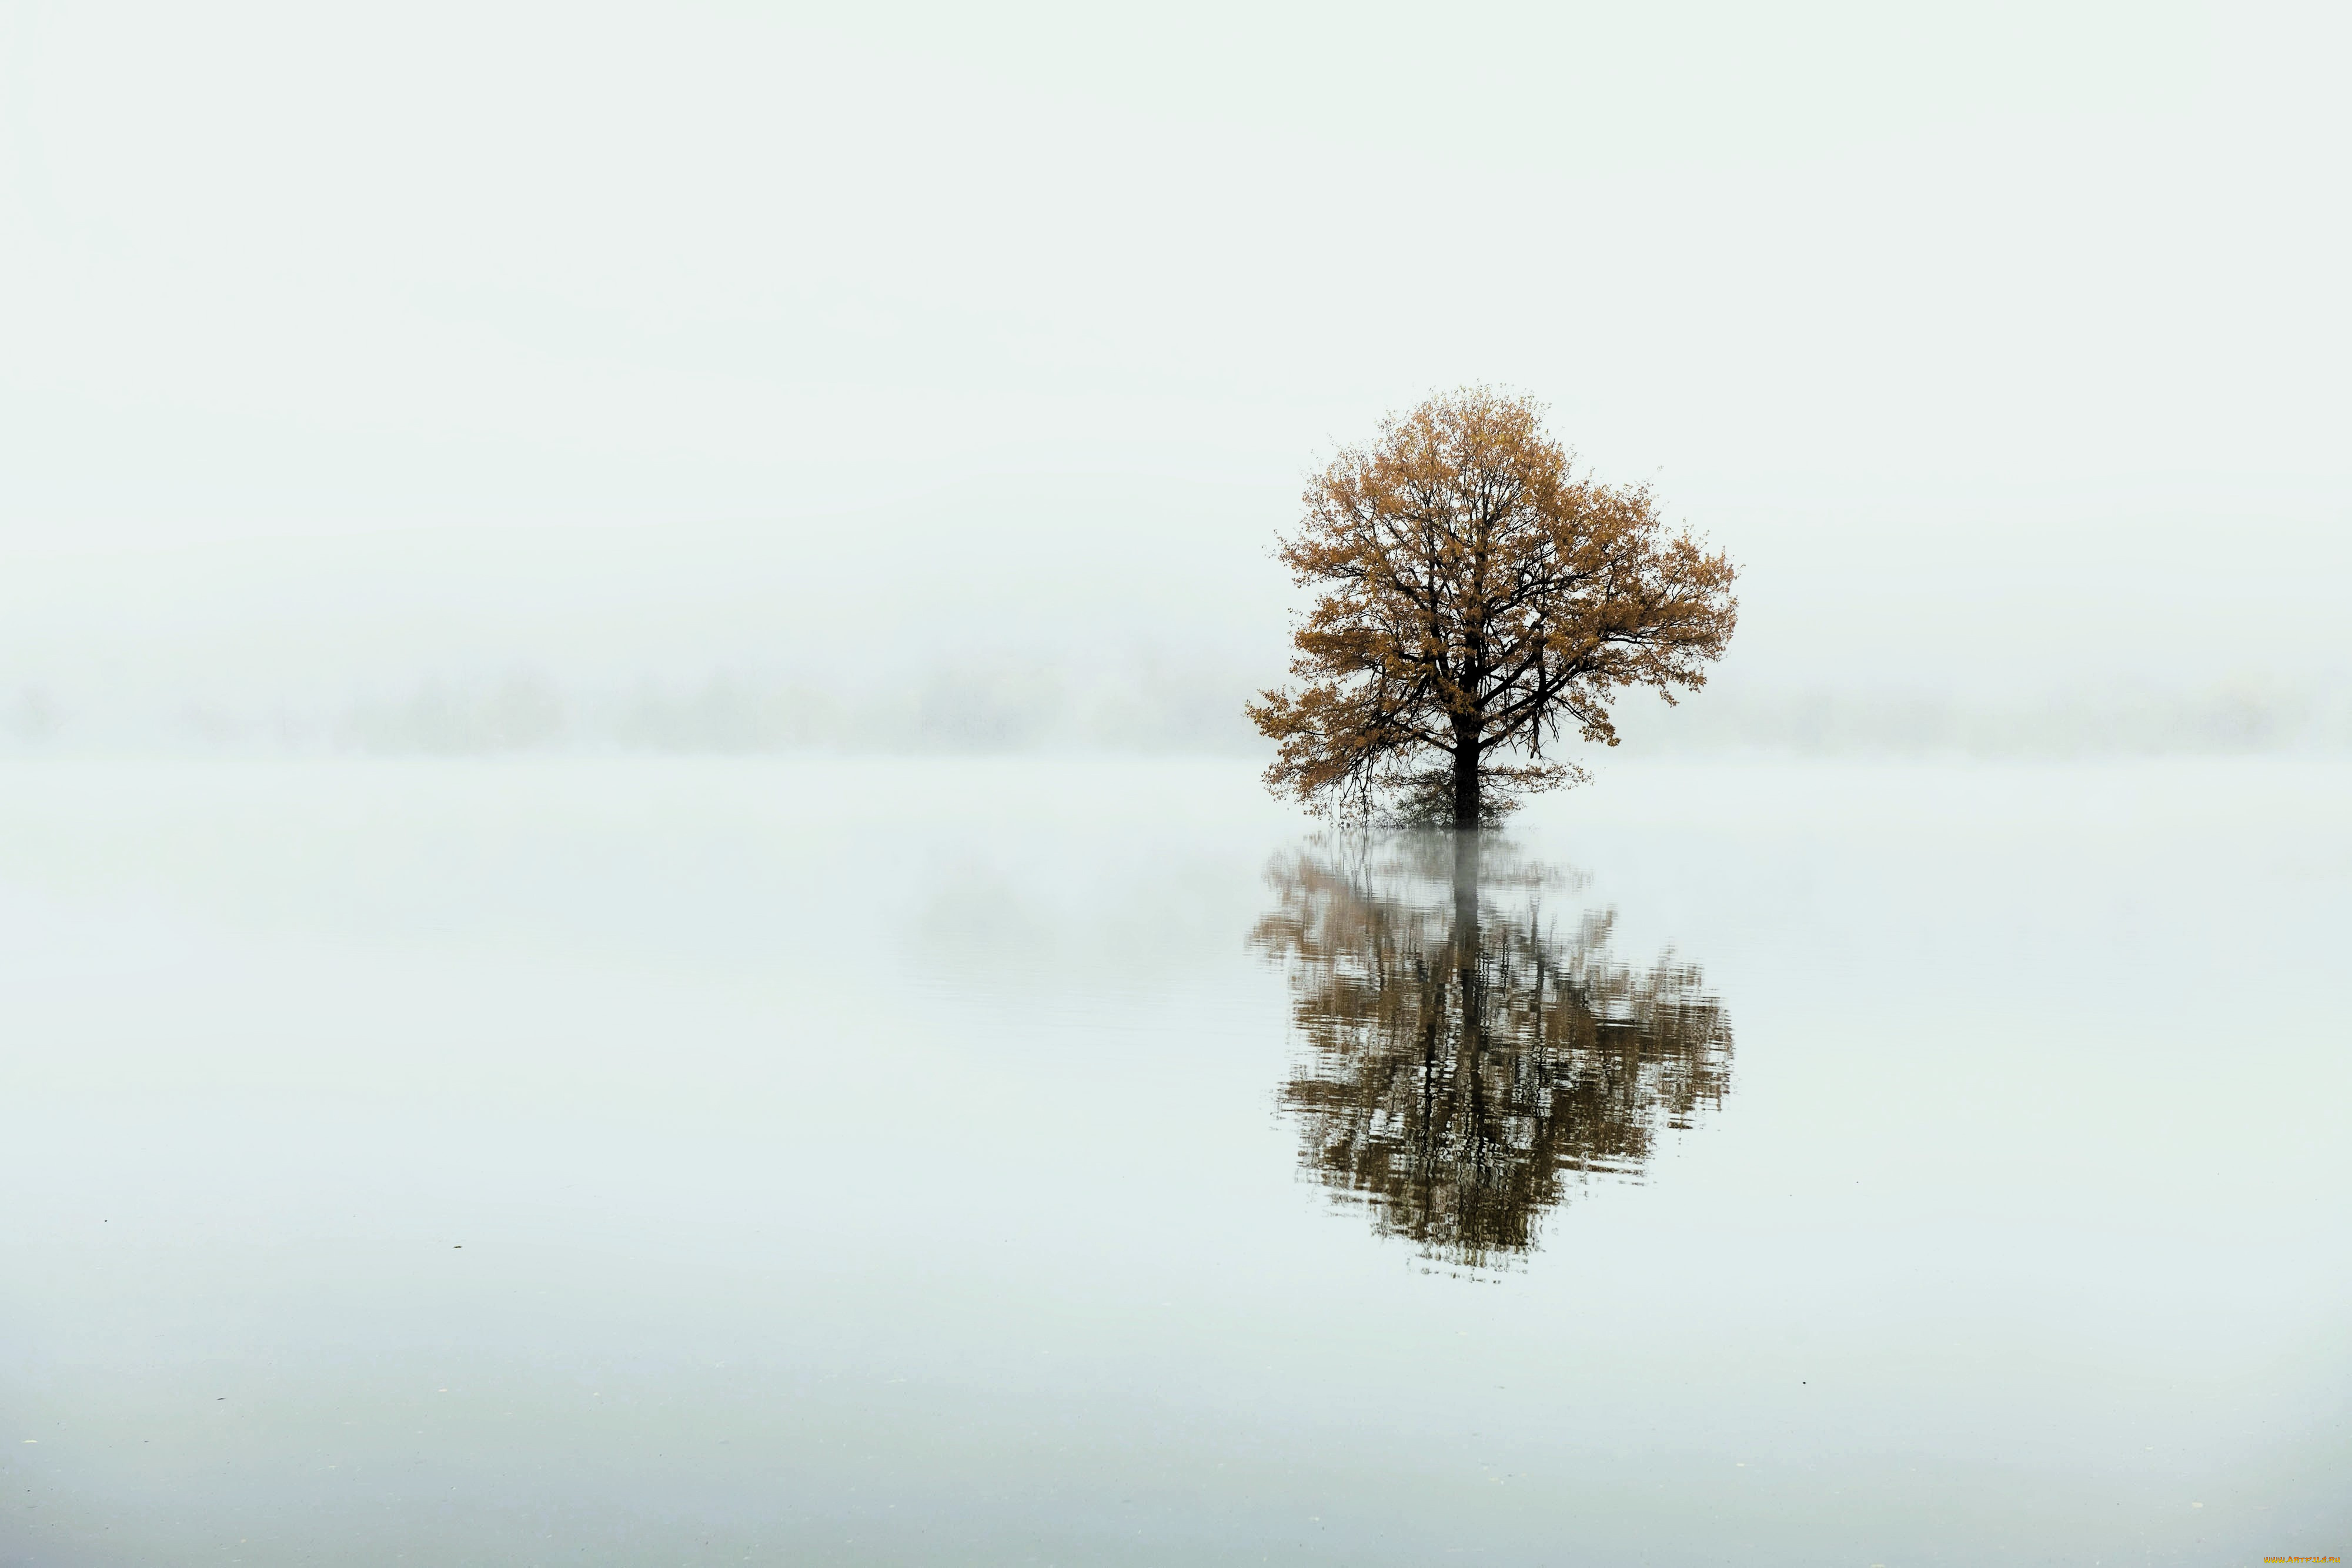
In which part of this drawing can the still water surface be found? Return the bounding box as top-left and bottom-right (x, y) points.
(2, 757), (2346, 1565)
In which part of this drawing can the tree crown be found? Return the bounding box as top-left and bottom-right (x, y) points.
(1248, 388), (1738, 823)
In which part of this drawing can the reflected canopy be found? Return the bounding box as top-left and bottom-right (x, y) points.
(1251, 834), (1733, 1268)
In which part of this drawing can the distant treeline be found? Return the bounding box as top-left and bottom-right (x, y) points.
(6, 667), (2351, 758)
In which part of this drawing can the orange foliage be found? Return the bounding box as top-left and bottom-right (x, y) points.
(1248, 388), (1738, 824)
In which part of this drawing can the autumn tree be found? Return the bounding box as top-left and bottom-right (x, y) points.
(1248, 389), (1739, 825)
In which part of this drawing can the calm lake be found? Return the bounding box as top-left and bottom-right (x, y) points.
(3, 755), (2347, 1565)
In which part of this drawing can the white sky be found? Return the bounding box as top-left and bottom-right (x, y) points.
(1, 0), (2347, 720)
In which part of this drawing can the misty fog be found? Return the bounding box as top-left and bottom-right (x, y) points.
(9, 6), (2352, 1564)
(4, 0), (2345, 763)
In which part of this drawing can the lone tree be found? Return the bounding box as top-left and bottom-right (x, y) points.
(1248, 389), (1738, 825)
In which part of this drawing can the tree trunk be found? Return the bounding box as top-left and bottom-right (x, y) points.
(1451, 738), (1481, 828)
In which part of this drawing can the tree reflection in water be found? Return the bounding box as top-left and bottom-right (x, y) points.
(1250, 833), (1733, 1269)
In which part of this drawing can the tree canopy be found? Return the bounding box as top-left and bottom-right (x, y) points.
(1248, 389), (1738, 825)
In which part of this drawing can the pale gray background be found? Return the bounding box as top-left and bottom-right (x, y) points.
(2, 0), (2347, 754)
